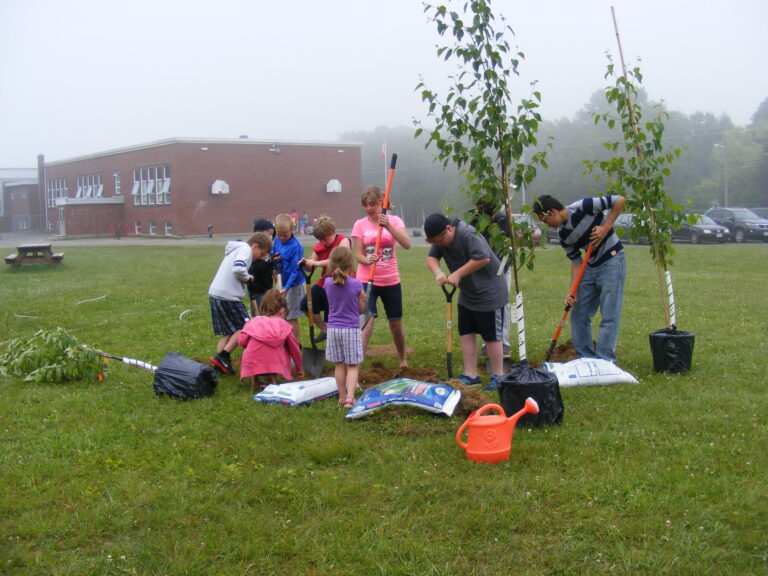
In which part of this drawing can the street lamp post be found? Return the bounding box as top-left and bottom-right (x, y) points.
(713, 143), (729, 207)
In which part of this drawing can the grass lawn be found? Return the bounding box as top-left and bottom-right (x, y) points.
(1, 240), (766, 575)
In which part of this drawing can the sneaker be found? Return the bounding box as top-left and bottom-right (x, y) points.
(484, 374), (503, 392)
(458, 373), (481, 386)
(210, 354), (234, 375)
(315, 330), (327, 343)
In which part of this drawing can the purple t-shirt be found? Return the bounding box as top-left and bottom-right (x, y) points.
(324, 277), (364, 329)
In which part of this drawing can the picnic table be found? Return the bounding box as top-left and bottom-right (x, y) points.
(4, 243), (64, 268)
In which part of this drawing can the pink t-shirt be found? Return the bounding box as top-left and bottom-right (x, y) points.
(351, 214), (405, 286)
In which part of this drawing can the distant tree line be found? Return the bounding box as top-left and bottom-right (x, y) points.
(342, 94), (768, 227)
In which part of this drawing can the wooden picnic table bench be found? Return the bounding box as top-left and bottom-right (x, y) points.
(5, 243), (64, 268)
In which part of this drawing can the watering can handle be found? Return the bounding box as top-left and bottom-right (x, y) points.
(455, 404), (506, 449)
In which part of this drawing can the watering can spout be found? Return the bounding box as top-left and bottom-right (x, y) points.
(507, 397), (539, 429)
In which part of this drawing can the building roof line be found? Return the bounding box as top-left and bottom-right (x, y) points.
(44, 137), (363, 166)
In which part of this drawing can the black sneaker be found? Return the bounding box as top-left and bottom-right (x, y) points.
(210, 354), (234, 375)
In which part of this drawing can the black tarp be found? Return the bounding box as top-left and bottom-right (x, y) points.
(152, 353), (218, 400)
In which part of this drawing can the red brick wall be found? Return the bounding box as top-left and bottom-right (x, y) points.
(61, 204), (124, 236)
(44, 139), (362, 237)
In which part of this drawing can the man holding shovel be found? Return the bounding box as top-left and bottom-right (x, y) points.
(533, 194), (626, 362)
(424, 213), (509, 391)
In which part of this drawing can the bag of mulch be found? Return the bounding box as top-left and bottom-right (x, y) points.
(498, 360), (563, 428)
(253, 377), (338, 406)
(346, 378), (461, 420)
(542, 358), (638, 387)
(153, 353), (218, 400)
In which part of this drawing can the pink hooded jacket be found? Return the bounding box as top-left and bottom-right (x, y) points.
(237, 316), (302, 380)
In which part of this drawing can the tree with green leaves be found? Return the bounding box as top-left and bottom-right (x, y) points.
(415, 0), (548, 360)
(583, 54), (685, 329)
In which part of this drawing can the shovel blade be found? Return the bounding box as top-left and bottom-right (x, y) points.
(302, 347), (326, 379)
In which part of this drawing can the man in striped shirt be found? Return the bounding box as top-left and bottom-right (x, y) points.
(533, 194), (627, 362)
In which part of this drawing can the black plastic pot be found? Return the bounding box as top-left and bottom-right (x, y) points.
(498, 360), (564, 428)
(649, 328), (695, 374)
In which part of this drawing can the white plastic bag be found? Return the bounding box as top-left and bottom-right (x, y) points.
(253, 377), (338, 406)
(542, 358), (638, 388)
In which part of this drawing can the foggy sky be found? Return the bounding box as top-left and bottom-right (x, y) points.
(1, 0), (766, 166)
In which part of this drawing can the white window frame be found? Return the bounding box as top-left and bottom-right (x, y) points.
(132, 164), (171, 206)
(76, 173), (103, 199)
(46, 178), (68, 207)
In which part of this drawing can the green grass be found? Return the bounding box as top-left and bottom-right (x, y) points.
(1, 242), (766, 575)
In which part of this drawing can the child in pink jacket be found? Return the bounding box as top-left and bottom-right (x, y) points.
(238, 289), (304, 389)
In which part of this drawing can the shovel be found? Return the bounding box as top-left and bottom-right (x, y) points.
(441, 283), (457, 380)
(300, 264), (326, 378)
(545, 243), (593, 361)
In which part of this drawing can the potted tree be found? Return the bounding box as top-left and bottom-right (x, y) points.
(584, 14), (694, 373)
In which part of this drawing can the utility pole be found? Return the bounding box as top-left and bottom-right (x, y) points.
(713, 143), (729, 207)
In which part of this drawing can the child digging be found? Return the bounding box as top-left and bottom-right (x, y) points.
(324, 246), (366, 409)
(273, 213), (306, 344)
(298, 215), (353, 340)
(209, 232), (273, 375)
(238, 289), (304, 389)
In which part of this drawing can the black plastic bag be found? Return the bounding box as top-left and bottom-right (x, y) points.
(649, 328), (695, 374)
(499, 360), (564, 428)
(153, 353), (218, 400)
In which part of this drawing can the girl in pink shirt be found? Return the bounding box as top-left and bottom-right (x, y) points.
(351, 185), (411, 367)
(238, 290), (303, 389)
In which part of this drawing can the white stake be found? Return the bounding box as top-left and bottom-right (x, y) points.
(515, 292), (527, 361)
(665, 270), (676, 328)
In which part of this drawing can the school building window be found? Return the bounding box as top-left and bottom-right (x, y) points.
(148, 220), (156, 235)
(46, 178), (68, 207)
(75, 173), (104, 198)
(164, 221), (173, 236)
(132, 165), (171, 206)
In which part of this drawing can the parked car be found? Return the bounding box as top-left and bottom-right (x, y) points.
(672, 214), (728, 244)
(704, 207), (768, 243)
(749, 207), (768, 219)
(613, 213), (647, 244)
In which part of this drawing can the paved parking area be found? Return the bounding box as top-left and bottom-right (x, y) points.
(1, 229), (429, 250)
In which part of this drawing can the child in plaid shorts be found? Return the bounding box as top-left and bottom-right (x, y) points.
(323, 246), (366, 409)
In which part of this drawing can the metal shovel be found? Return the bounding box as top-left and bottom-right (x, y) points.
(441, 284), (457, 380)
(300, 264), (326, 378)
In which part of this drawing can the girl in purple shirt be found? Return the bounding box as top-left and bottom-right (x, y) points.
(324, 246), (367, 409)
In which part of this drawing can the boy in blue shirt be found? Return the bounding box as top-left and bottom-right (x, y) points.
(273, 213), (306, 344)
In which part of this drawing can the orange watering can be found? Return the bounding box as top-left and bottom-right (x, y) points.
(455, 398), (540, 464)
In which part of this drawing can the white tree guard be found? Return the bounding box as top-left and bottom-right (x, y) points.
(665, 270), (676, 327)
(515, 291), (527, 361)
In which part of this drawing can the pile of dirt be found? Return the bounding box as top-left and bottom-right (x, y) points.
(529, 339), (579, 368)
(358, 361), (439, 387)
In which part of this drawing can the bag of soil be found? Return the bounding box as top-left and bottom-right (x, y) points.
(498, 360), (564, 427)
(153, 353), (218, 400)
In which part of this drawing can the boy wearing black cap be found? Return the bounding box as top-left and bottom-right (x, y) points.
(424, 213), (509, 391)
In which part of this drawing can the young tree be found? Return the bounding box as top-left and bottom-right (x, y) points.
(415, 0), (548, 360)
(583, 53), (685, 329)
